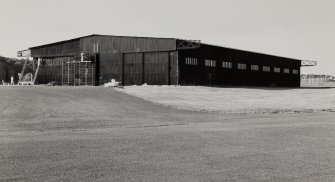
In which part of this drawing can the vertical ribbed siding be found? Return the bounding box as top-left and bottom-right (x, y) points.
(178, 44), (301, 87)
(36, 57), (73, 84)
(99, 51), (178, 85)
(80, 35), (176, 54)
(124, 53), (142, 85)
(30, 39), (80, 58)
(143, 52), (169, 85)
(99, 53), (122, 84)
(30, 35), (176, 58)
(30, 35), (178, 86)
(37, 65), (63, 84)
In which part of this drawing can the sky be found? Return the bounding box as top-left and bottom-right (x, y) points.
(0, 0), (334, 75)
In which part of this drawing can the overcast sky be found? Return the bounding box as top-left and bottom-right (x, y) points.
(1, 0), (334, 75)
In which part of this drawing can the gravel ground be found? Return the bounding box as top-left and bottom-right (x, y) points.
(1, 86), (335, 181)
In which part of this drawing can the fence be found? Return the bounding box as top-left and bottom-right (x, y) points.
(301, 78), (335, 87)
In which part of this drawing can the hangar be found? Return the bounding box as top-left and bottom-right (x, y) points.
(19, 34), (315, 87)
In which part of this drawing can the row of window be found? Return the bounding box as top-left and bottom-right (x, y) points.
(229, 63), (297, 74)
(185, 57), (299, 74)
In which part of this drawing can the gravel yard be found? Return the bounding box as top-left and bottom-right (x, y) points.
(1, 86), (335, 181)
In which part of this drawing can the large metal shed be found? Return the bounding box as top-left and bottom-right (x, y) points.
(27, 34), (304, 87)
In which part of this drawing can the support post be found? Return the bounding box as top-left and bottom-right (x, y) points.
(121, 53), (125, 86)
(67, 63), (70, 86)
(73, 62), (75, 86)
(95, 53), (100, 86)
(168, 52), (171, 85)
(142, 53), (145, 84)
(62, 62), (63, 86)
(78, 61), (81, 85)
(92, 61), (94, 86)
(176, 52), (179, 85)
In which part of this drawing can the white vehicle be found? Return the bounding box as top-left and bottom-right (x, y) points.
(18, 81), (34, 85)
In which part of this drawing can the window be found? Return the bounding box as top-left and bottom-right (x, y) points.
(251, 65), (259, 71)
(185, 57), (198, 65)
(284, 68), (290, 74)
(237, 63), (246, 70)
(274, 67), (280, 73)
(292, 69), (299, 74)
(263, 66), (270, 72)
(222, 61), (232, 69)
(205, 59), (216, 67)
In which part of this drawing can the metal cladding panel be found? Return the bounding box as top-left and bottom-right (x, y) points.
(37, 57), (96, 85)
(36, 57), (72, 84)
(37, 65), (63, 84)
(80, 35), (176, 54)
(30, 39), (80, 58)
(124, 53), (142, 85)
(30, 35), (176, 58)
(99, 53), (123, 84)
(178, 44), (301, 87)
(99, 51), (178, 86)
(80, 36), (96, 54)
(144, 52), (169, 85)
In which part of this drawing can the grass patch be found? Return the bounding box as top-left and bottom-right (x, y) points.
(117, 86), (335, 114)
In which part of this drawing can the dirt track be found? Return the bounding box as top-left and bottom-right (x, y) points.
(1, 86), (335, 181)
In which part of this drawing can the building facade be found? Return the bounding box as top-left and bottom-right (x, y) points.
(27, 34), (302, 87)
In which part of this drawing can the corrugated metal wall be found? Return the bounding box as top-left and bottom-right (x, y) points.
(37, 65), (62, 84)
(30, 35), (302, 87)
(80, 35), (176, 54)
(124, 53), (142, 85)
(178, 44), (301, 87)
(144, 52), (169, 85)
(31, 35), (176, 58)
(32, 35), (178, 85)
(37, 57), (72, 84)
(99, 51), (178, 85)
(100, 53), (122, 84)
(30, 39), (80, 58)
